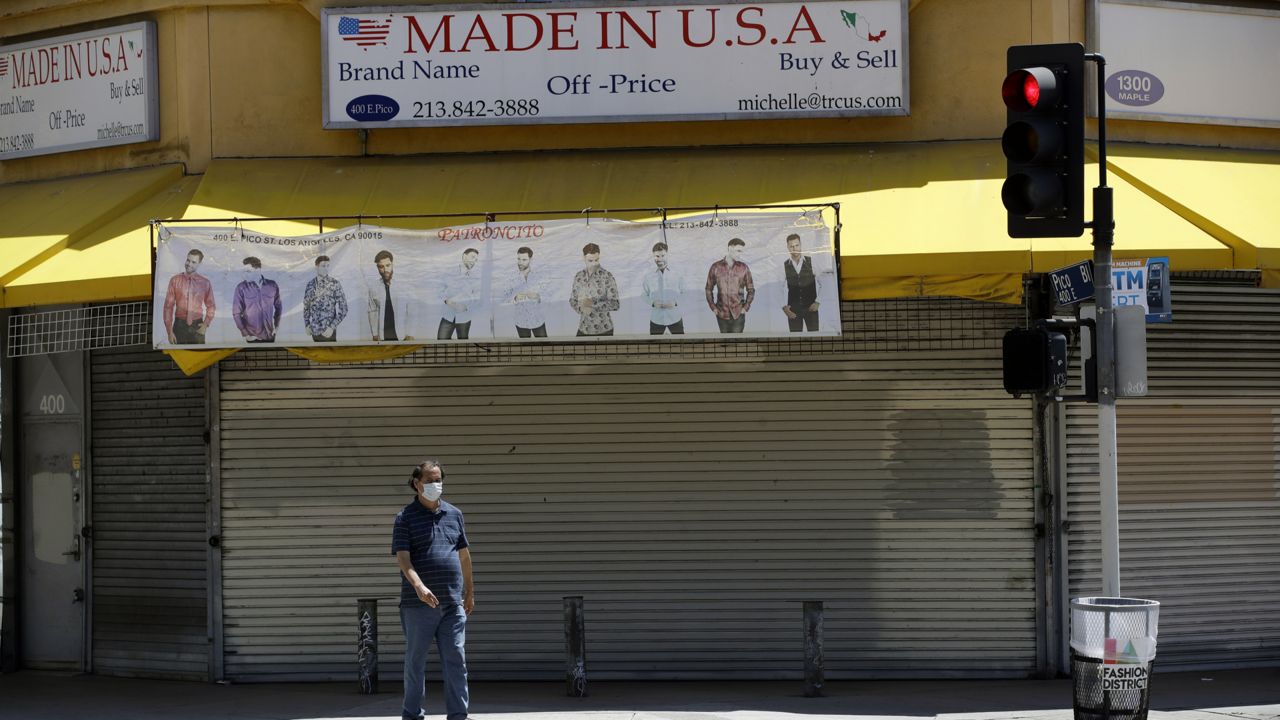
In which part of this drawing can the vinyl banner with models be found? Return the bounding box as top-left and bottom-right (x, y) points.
(152, 213), (841, 348)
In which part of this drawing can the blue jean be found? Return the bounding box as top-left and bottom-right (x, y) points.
(400, 603), (469, 720)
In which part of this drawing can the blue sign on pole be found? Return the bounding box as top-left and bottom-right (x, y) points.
(1048, 260), (1095, 306)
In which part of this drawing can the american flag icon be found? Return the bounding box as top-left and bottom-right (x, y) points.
(0, 57), (8, 78)
(338, 16), (391, 48)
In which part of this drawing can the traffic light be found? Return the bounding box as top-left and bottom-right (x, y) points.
(1001, 43), (1085, 238)
(1003, 327), (1068, 395)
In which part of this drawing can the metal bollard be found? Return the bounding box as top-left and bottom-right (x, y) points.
(803, 600), (825, 698)
(564, 596), (587, 697)
(357, 598), (379, 694)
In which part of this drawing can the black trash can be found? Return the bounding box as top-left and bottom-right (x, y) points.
(1070, 597), (1160, 720)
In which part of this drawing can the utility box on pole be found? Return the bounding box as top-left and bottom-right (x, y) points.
(1114, 305), (1148, 398)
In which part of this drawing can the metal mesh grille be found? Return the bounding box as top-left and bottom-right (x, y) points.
(222, 297), (1017, 370)
(1071, 654), (1152, 720)
(6, 302), (150, 358)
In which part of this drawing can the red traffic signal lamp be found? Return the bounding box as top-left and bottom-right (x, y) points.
(1001, 43), (1085, 238)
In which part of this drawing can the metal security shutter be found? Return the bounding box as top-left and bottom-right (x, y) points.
(1065, 284), (1280, 669)
(217, 299), (1038, 682)
(89, 345), (209, 679)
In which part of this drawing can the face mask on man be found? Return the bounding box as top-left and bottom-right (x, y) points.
(420, 482), (443, 502)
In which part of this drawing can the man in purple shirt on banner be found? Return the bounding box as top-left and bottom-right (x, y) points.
(233, 256), (282, 343)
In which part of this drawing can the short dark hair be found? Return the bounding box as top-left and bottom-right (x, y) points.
(728, 238), (746, 248)
(315, 255), (330, 265)
(374, 250), (393, 264)
(786, 233), (801, 244)
(243, 257), (262, 269)
(186, 249), (204, 262)
(463, 247), (479, 256)
(409, 459), (444, 486)
(517, 246), (533, 257)
(652, 242), (668, 253)
(582, 243), (600, 256)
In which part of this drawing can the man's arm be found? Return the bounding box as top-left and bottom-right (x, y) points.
(743, 266), (756, 312)
(459, 547), (474, 615)
(199, 276), (216, 327)
(602, 273), (620, 312)
(272, 282), (283, 327)
(232, 285), (248, 336)
(568, 273), (583, 314)
(162, 276), (178, 338)
(396, 550), (439, 607)
(705, 266), (718, 313)
(334, 284), (349, 326)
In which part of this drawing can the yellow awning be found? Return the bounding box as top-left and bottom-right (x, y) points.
(3, 141), (1256, 316)
(4, 174), (200, 308)
(1102, 143), (1280, 287)
(180, 142), (1236, 306)
(1, 164), (189, 308)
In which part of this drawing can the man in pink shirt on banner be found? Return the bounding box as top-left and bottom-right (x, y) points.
(162, 249), (216, 345)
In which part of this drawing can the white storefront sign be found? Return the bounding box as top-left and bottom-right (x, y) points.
(322, 0), (907, 127)
(1090, 0), (1280, 127)
(0, 22), (159, 159)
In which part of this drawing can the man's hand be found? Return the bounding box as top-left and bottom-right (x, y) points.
(581, 296), (594, 311)
(167, 331), (177, 344)
(783, 305), (797, 319)
(808, 302), (820, 312)
(463, 591), (475, 616)
(415, 584), (439, 608)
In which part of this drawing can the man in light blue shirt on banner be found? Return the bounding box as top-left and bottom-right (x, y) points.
(502, 246), (548, 338)
(642, 242), (685, 335)
(438, 248), (482, 340)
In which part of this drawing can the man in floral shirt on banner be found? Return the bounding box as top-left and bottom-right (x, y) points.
(569, 243), (620, 336)
(303, 255), (349, 342)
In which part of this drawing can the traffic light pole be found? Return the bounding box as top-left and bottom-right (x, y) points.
(1085, 52), (1121, 597)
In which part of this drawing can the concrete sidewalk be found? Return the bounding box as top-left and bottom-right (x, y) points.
(0, 668), (1277, 720)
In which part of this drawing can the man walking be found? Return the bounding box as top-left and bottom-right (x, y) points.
(705, 238), (755, 333)
(393, 459), (474, 720)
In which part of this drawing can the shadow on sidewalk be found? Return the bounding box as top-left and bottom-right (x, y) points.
(0, 669), (1276, 720)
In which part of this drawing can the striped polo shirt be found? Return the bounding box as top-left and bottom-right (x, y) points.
(391, 498), (469, 607)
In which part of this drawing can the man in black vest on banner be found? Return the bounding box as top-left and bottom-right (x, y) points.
(782, 233), (820, 332)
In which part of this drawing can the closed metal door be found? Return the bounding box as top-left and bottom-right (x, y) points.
(20, 420), (85, 669)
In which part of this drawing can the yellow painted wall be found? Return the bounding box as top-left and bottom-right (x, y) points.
(2, 0), (1278, 185)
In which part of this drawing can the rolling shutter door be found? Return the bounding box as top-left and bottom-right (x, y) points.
(217, 299), (1038, 681)
(89, 345), (209, 679)
(1066, 285), (1280, 669)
